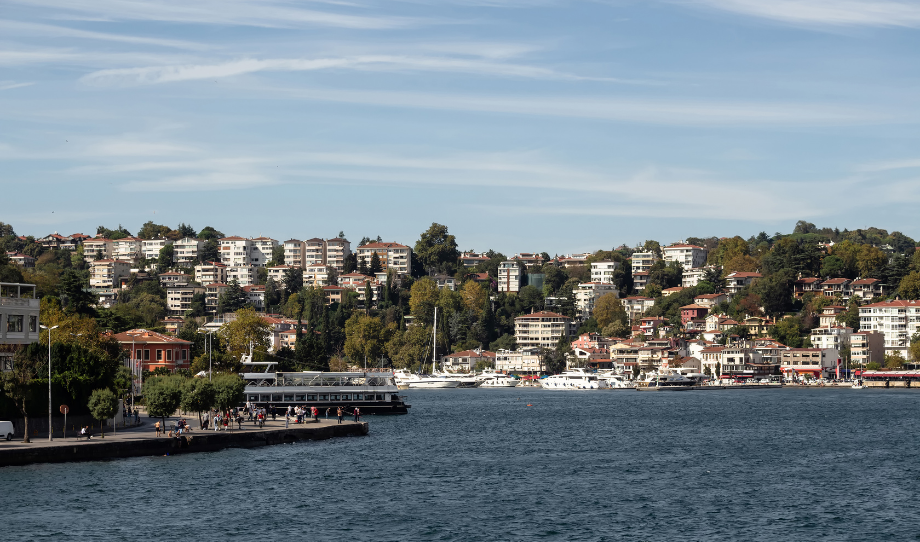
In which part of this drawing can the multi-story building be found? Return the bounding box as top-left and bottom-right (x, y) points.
(141, 238), (173, 261)
(440, 349), (496, 372)
(304, 264), (331, 287)
(112, 329), (192, 372)
(460, 252), (490, 268)
(158, 272), (190, 288)
(810, 326), (853, 351)
(494, 348), (542, 374)
(0, 282), (40, 371)
(575, 282), (618, 321)
(432, 274), (457, 291)
(218, 237), (251, 267)
(859, 299), (920, 357)
(820, 278), (852, 299)
(83, 237), (113, 261)
(283, 239), (305, 268)
(90, 260), (132, 288)
(243, 285), (266, 311)
(174, 237), (202, 265)
(631, 252), (657, 276)
(632, 272), (650, 292)
(514, 311), (577, 349)
(227, 265), (256, 286)
(204, 283), (229, 313)
(194, 262), (227, 285)
(498, 261), (523, 294)
(325, 238), (351, 273)
(590, 261), (619, 284)
(850, 278), (887, 300)
(355, 242), (413, 276)
(621, 296), (655, 322)
(249, 237), (278, 267)
(6, 252), (35, 268)
(112, 237), (142, 262)
(165, 286), (204, 316)
(794, 277), (823, 299)
(266, 265), (290, 285)
(304, 238), (326, 267)
(662, 244), (708, 269)
(694, 293), (728, 307)
(851, 331), (885, 367)
(779, 348), (841, 380)
(724, 272), (762, 296)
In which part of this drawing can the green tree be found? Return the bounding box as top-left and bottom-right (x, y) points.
(344, 314), (388, 366)
(59, 269), (94, 316)
(414, 223), (460, 274)
(212, 374), (246, 412)
(181, 378), (215, 427)
(489, 333), (516, 352)
(885, 352), (906, 369)
(1, 348), (43, 442)
(219, 307), (272, 363)
(87, 388), (119, 438)
(157, 244), (174, 270)
(143, 375), (183, 428)
(199, 239), (219, 263)
(217, 280), (247, 313)
(594, 293), (627, 329)
(409, 277), (440, 325)
(820, 255), (846, 277)
(370, 252), (383, 274)
(197, 226), (224, 241)
(899, 271), (920, 300)
(176, 223), (197, 238)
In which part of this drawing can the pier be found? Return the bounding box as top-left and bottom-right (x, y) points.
(0, 417), (368, 468)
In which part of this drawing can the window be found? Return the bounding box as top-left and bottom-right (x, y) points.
(7, 315), (23, 333)
(29, 316), (37, 332)
(166, 350), (172, 361)
(144, 349), (150, 360)
(156, 350), (163, 361)
(135, 349), (142, 360)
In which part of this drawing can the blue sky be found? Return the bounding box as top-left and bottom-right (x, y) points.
(2, 0), (920, 255)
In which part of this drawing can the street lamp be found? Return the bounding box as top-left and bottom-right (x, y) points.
(39, 324), (59, 441)
(198, 329), (214, 380)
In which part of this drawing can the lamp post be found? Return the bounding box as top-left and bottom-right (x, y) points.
(198, 329), (214, 380)
(39, 324), (59, 441)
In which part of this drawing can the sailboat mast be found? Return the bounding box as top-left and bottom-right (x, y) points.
(432, 306), (437, 374)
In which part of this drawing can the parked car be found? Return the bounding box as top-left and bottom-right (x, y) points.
(0, 421), (14, 441)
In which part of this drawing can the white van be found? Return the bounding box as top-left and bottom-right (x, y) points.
(0, 421), (14, 441)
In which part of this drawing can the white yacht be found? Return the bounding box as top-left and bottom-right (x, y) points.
(478, 373), (520, 388)
(595, 370), (632, 389)
(539, 368), (608, 390)
(401, 307), (461, 389)
(636, 370), (697, 391)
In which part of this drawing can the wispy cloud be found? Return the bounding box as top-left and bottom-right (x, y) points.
(0, 21), (211, 50)
(11, 0), (424, 30)
(857, 158), (920, 172)
(121, 171), (279, 192)
(79, 54), (624, 86)
(0, 81), (34, 91)
(683, 0), (920, 28)
(271, 86), (888, 126)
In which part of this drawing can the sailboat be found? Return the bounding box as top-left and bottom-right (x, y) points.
(407, 307), (460, 389)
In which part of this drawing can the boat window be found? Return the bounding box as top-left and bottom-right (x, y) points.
(319, 394), (328, 401)
(259, 394), (269, 402)
(283, 394), (295, 402)
(331, 394), (340, 401)
(271, 394), (282, 402)
(354, 394), (363, 400)
(247, 394), (258, 401)
(294, 394), (306, 401)
(307, 394), (317, 401)
(341, 394), (350, 400)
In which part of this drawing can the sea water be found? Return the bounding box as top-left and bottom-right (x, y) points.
(2, 387), (919, 541)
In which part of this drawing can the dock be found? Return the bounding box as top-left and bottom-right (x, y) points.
(0, 417), (368, 468)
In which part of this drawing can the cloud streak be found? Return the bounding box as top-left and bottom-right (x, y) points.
(684, 0), (920, 28)
(79, 55), (625, 86)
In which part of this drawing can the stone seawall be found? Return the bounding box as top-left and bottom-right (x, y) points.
(0, 422), (368, 467)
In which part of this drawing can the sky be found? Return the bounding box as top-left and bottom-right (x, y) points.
(2, 0), (920, 255)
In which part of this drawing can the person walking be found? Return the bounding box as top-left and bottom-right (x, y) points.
(325, 407), (330, 420)
(134, 408), (139, 425)
(336, 407), (343, 424)
(155, 420), (161, 437)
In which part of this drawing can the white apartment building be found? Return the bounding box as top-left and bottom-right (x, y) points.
(662, 244), (708, 269)
(631, 252), (658, 275)
(227, 265), (257, 287)
(142, 238), (173, 261)
(194, 262), (227, 285)
(243, 285), (265, 311)
(682, 267), (705, 288)
(498, 261), (523, 294)
(810, 326), (853, 351)
(621, 296), (656, 321)
(174, 237), (202, 265)
(219, 237), (251, 267)
(590, 261), (619, 284)
(267, 265), (290, 285)
(90, 260), (132, 288)
(0, 282), (40, 371)
(514, 311), (577, 349)
(112, 237), (142, 262)
(83, 238), (113, 261)
(304, 238), (326, 267)
(355, 242), (413, 276)
(166, 286), (204, 316)
(304, 264), (331, 287)
(494, 348), (542, 374)
(249, 237), (278, 267)
(575, 282), (619, 321)
(859, 300), (920, 357)
(851, 331), (885, 367)
(725, 272), (762, 297)
(325, 238), (351, 273)
(283, 239), (305, 268)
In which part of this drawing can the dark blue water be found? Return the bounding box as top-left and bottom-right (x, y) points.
(3, 387), (920, 541)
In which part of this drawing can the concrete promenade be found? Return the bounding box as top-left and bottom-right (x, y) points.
(0, 413), (368, 467)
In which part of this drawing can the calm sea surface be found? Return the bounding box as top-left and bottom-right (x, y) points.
(3, 387), (920, 541)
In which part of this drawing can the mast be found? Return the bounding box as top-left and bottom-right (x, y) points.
(432, 306), (438, 374)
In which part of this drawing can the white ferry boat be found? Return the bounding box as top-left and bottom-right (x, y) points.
(242, 358), (410, 414)
(539, 368), (608, 390)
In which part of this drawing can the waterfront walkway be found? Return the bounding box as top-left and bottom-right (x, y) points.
(0, 413), (367, 467)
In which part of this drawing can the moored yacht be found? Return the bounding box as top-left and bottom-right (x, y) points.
(478, 373), (520, 388)
(539, 368), (608, 390)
